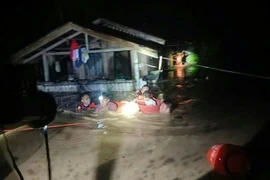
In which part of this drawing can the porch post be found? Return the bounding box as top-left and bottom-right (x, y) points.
(42, 53), (50, 82)
(84, 34), (89, 78)
(158, 56), (163, 70)
(85, 34), (89, 50)
(130, 50), (140, 90)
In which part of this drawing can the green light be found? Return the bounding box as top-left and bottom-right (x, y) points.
(185, 53), (199, 76)
(186, 53), (199, 64)
(186, 65), (198, 76)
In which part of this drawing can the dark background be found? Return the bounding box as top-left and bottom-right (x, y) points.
(1, 0), (269, 76)
(1, 1), (270, 179)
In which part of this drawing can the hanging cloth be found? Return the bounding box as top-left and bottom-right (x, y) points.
(75, 48), (84, 68)
(70, 39), (79, 61)
(80, 47), (89, 63)
(55, 61), (61, 72)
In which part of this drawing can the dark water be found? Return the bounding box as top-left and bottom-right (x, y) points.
(188, 70), (270, 180)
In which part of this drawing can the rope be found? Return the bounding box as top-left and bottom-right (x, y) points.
(161, 56), (270, 80)
(2, 123), (97, 180)
(194, 64), (270, 80)
(1, 122), (98, 180)
(3, 122), (92, 133)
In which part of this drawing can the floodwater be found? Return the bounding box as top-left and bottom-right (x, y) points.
(1, 76), (270, 180)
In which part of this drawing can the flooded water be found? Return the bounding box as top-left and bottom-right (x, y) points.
(2, 77), (270, 180)
(56, 77), (262, 138)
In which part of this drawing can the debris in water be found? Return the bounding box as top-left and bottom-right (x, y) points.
(179, 99), (194, 105)
(97, 122), (104, 129)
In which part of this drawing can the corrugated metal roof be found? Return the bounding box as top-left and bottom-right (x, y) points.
(92, 18), (165, 45)
(11, 22), (159, 64)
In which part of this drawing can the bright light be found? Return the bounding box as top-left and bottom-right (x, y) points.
(121, 102), (139, 116)
(43, 125), (48, 131)
(99, 95), (103, 101)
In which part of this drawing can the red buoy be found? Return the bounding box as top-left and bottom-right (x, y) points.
(207, 144), (250, 176)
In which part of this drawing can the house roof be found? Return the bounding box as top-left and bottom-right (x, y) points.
(11, 22), (159, 64)
(92, 18), (166, 45)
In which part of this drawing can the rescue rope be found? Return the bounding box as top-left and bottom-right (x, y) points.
(194, 64), (270, 80)
(153, 56), (270, 80)
(2, 122), (92, 133)
(1, 122), (103, 180)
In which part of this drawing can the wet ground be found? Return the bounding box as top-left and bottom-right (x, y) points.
(1, 76), (270, 180)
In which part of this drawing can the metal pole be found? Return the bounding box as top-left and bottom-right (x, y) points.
(43, 125), (52, 180)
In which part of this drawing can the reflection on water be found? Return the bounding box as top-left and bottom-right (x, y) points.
(166, 65), (199, 80)
(3, 78), (267, 180)
(53, 76), (213, 138)
(57, 84), (216, 137)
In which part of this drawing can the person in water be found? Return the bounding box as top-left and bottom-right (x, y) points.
(95, 95), (118, 113)
(77, 92), (96, 112)
(160, 101), (172, 115)
(143, 90), (157, 106)
(136, 85), (153, 100)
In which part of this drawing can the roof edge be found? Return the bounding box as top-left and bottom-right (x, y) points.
(92, 18), (166, 45)
(11, 22), (74, 62)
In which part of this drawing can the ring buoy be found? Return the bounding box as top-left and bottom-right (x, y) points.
(207, 144), (250, 176)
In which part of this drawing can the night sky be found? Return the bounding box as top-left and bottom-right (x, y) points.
(2, 0), (269, 75)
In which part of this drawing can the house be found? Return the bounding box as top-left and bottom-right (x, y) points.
(10, 19), (165, 94)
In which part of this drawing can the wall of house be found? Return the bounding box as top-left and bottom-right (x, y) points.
(138, 53), (150, 78)
(84, 49), (131, 80)
(137, 53), (159, 78)
(82, 80), (134, 91)
(101, 41), (120, 79)
(37, 80), (134, 93)
(77, 65), (86, 79)
(37, 82), (79, 92)
(85, 53), (103, 79)
(102, 52), (115, 79)
(114, 51), (131, 79)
